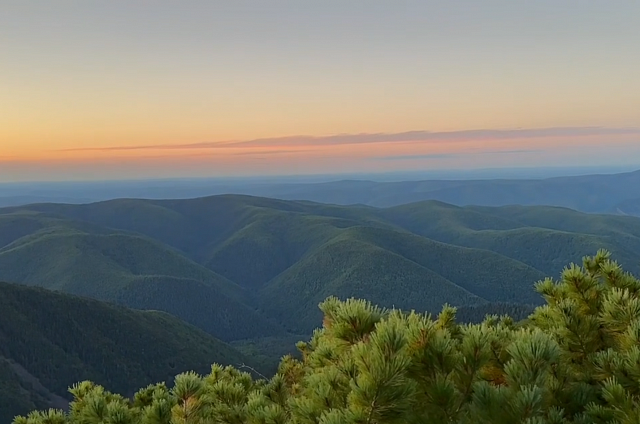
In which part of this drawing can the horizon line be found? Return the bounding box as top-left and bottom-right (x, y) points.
(2, 164), (639, 186)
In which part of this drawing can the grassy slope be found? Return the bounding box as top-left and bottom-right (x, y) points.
(0, 281), (259, 423)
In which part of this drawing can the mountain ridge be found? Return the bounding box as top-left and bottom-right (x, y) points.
(3, 194), (640, 340)
(2, 168), (640, 212)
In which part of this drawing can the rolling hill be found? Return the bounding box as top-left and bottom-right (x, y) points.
(258, 225), (545, 332)
(0, 281), (260, 423)
(0, 211), (285, 341)
(379, 202), (640, 276)
(2, 168), (640, 213)
(3, 194), (640, 336)
(249, 169), (640, 212)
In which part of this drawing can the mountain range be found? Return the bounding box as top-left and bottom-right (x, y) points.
(2, 169), (640, 215)
(3, 192), (640, 421)
(269, 169), (640, 212)
(3, 194), (640, 339)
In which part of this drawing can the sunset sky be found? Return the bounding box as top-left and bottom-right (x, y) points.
(1, 1), (640, 182)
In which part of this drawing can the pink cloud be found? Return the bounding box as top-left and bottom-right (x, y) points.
(56, 126), (640, 152)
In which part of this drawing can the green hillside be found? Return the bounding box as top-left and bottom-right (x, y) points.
(259, 233), (483, 333)
(3, 194), (640, 341)
(259, 226), (545, 333)
(0, 214), (285, 341)
(0, 281), (259, 423)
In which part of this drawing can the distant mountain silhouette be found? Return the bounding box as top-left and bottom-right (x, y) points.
(2, 169), (639, 212)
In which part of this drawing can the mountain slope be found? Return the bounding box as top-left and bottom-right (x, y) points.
(259, 233), (483, 333)
(0, 212), (285, 341)
(3, 194), (640, 339)
(258, 225), (545, 333)
(0, 281), (259, 423)
(381, 201), (640, 276)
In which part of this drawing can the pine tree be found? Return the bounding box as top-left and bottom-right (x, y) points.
(13, 251), (640, 424)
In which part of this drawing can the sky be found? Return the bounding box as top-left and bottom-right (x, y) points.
(1, 0), (640, 182)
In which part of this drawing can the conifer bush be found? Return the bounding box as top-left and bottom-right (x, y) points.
(14, 250), (640, 424)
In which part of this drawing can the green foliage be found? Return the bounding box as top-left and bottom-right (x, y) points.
(0, 358), (45, 424)
(230, 335), (307, 375)
(0, 282), (262, 423)
(15, 251), (640, 424)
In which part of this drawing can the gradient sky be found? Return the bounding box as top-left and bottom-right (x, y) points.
(1, 1), (640, 182)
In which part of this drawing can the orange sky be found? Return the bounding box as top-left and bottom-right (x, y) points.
(3, 130), (640, 182)
(1, 2), (639, 181)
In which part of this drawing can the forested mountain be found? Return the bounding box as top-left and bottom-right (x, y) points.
(15, 252), (640, 424)
(1, 169), (640, 212)
(254, 169), (640, 211)
(3, 195), (640, 336)
(0, 281), (261, 423)
(0, 212), (286, 342)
